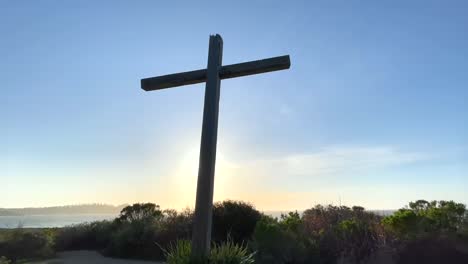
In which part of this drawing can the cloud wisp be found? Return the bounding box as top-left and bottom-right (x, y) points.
(243, 145), (428, 178)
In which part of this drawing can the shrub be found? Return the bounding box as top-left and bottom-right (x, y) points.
(0, 229), (55, 262)
(382, 209), (421, 238)
(155, 209), (193, 252)
(302, 205), (384, 264)
(251, 214), (318, 264)
(333, 218), (383, 263)
(105, 220), (161, 259)
(54, 204), (192, 261)
(382, 200), (468, 263)
(396, 234), (468, 264)
(102, 203), (167, 260)
(459, 213), (468, 240)
(54, 220), (114, 251)
(383, 200), (467, 239)
(212, 200), (261, 244)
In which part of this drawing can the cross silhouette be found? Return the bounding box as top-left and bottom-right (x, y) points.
(141, 34), (290, 258)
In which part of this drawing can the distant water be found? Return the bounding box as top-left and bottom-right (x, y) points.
(0, 214), (117, 228)
(0, 210), (395, 229)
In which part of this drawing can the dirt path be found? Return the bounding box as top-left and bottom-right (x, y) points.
(29, 251), (164, 264)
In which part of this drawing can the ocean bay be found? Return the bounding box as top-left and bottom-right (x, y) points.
(0, 214), (117, 228)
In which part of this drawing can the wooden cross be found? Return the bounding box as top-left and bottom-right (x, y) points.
(141, 34), (290, 258)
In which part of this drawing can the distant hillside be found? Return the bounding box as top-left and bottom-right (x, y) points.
(0, 204), (127, 216)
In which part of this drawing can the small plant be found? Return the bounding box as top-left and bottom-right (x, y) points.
(209, 240), (255, 264)
(163, 239), (255, 264)
(162, 240), (193, 264)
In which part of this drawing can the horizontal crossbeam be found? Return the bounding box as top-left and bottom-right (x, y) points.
(141, 55), (290, 91)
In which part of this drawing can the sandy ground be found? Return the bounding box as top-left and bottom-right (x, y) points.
(28, 251), (164, 264)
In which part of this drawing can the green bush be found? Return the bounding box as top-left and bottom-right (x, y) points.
(251, 214), (318, 264)
(212, 200), (261, 244)
(333, 218), (382, 263)
(105, 203), (166, 259)
(54, 204), (192, 261)
(301, 205), (384, 264)
(105, 220), (161, 259)
(0, 229), (55, 262)
(383, 200), (467, 239)
(156, 209), (193, 249)
(381, 200), (468, 263)
(54, 220), (114, 251)
(382, 209), (422, 238)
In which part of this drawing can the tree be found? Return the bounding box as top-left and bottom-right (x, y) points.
(117, 203), (162, 223)
(212, 200), (261, 244)
(383, 200), (467, 237)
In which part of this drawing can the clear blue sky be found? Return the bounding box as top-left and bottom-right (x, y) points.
(2, 0), (467, 210)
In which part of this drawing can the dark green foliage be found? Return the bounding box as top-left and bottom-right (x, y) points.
(0, 228), (55, 263)
(0, 199), (466, 263)
(105, 219), (161, 259)
(156, 209), (193, 248)
(382, 209), (421, 238)
(302, 205), (384, 264)
(332, 218), (383, 263)
(212, 200), (261, 244)
(383, 200), (467, 238)
(105, 205), (193, 260)
(52, 203), (193, 261)
(251, 214), (319, 264)
(105, 203), (165, 259)
(460, 213), (468, 239)
(382, 200), (468, 263)
(54, 220), (114, 251)
(117, 203), (163, 223)
(396, 234), (468, 264)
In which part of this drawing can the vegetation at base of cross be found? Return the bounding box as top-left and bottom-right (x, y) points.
(163, 239), (255, 264)
(0, 199), (467, 263)
(212, 200), (262, 244)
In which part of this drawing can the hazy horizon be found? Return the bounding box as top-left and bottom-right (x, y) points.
(3, 1), (467, 210)
(0, 202), (402, 211)
(0, 203), (398, 214)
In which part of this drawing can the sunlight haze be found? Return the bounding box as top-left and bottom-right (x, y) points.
(2, 0), (467, 211)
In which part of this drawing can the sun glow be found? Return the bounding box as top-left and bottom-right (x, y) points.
(165, 146), (240, 209)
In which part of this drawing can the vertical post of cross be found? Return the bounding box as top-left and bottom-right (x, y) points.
(191, 34), (223, 258)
